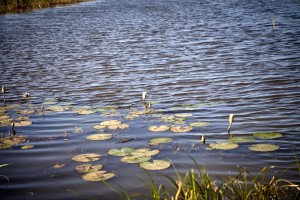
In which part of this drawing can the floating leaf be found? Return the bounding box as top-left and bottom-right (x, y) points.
(174, 113), (193, 118)
(92, 125), (106, 130)
(209, 142), (239, 150)
(230, 136), (255, 143)
(86, 134), (112, 141)
(0, 118), (13, 127)
(48, 106), (64, 112)
(53, 163), (66, 169)
(161, 115), (176, 123)
(121, 156), (152, 164)
(21, 145), (34, 150)
(140, 160), (171, 170)
(100, 120), (121, 126)
(82, 170), (115, 181)
(0, 136), (26, 149)
(72, 153), (101, 162)
(189, 122), (211, 127)
(149, 138), (173, 146)
(130, 148), (160, 157)
(253, 132), (283, 140)
(75, 164), (102, 173)
(0, 115), (10, 120)
(248, 144), (280, 152)
(170, 126), (193, 133)
(107, 123), (130, 130)
(14, 121), (32, 127)
(108, 147), (134, 156)
(148, 125), (170, 132)
(74, 107), (96, 115)
(19, 109), (35, 115)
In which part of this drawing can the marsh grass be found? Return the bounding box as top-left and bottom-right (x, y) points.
(105, 156), (300, 200)
(0, 0), (92, 14)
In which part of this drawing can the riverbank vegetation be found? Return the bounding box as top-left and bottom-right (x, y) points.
(108, 157), (300, 200)
(0, 0), (92, 14)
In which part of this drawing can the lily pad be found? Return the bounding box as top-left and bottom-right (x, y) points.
(100, 120), (121, 126)
(121, 155), (152, 164)
(248, 144), (280, 152)
(0, 136), (26, 149)
(170, 126), (193, 133)
(0, 115), (10, 120)
(48, 106), (65, 112)
(82, 170), (115, 181)
(253, 132), (283, 140)
(53, 163), (66, 169)
(140, 160), (171, 170)
(75, 164), (103, 173)
(21, 145), (34, 149)
(92, 125), (106, 130)
(108, 147), (134, 156)
(107, 123), (130, 130)
(75, 109), (96, 115)
(174, 113), (193, 118)
(130, 148), (160, 157)
(0, 118), (13, 127)
(161, 115), (176, 123)
(74, 127), (84, 133)
(19, 109), (35, 115)
(230, 136), (255, 143)
(209, 142), (239, 150)
(148, 125), (170, 132)
(189, 122), (211, 127)
(149, 138), (173, 146)
(14, 121), (32, 127)
(72, 153), (101, 162)
(86, 134), (112, 141)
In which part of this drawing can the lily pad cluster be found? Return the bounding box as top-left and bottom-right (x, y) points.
(0, 135), (26, 149)
(209, 132), (283, 152)
(71, 153), (115, 181)
(93, 120), (129, 130)
(108, 147), (170, 170)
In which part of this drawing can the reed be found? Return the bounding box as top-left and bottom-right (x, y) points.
(105, 156), (300, 200)
(0, 0), (92, 14)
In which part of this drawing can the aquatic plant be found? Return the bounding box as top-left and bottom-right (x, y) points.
(20, 145), (34, 149)
(71, 153), (101, 162)
(0, 135), (26, 149)
(170, 125), (193, 133)
(148, 125), (170, 132)
(140, 160), (171, 171)
(121, 155), (152, 164)
(230, 135), (256, 143)
(248, 143), (280, 152)
(86, 133), (112, 141)
(108, 147), (134, 157)
(149, 138), (173, 146)
(253, 132), (283, 140)
(52, 163), (66, 169)
(208, 142), (239, 150)
(82, 170), (115, 181)
(227, 114), (235, 134)
(75, 164), (103, 173)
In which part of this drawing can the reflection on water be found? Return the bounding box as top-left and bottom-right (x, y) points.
(0, 0), (300, 199)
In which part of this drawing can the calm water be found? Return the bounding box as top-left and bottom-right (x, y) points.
(0, 0), (300, 199)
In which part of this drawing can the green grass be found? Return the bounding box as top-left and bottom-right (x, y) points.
(105, 156), (300, 200)
(0, 0), (92, 14)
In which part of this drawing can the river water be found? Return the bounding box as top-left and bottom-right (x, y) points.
(0, 0), (300, 199)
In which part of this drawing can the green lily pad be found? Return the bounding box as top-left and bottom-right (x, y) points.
(149, 138), (173, 146)
(86, 134), (112, 141)
(92, 125), (106, 130)
(253, 132), (283, 140)
(170, 126), (193, 133)
(19, 109), (35, 115)
(209, 142), (239, 150)
(230, 136), (255, 143)
(0, 136), (26, 149)
(130, 148), (160, 157)
(74, 108), (96, 115)
(75, 164), (103, 173)
(248, 144), (280, 152)
(121, 155), (152, 164)
(161, 115), (176, 123)
(108, 147), (134, 156)
(140, 160), (171, 170)
(82, 170), (115, 181)
(189, 122), (211, 127)
(148, 125), (170, 132)
(72, 153), (101, 162)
